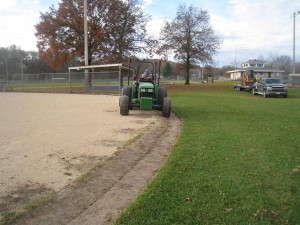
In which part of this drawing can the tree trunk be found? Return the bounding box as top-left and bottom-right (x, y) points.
(185, 59), (190, 85)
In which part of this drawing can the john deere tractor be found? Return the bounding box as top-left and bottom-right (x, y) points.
(119, 60), (171, 118)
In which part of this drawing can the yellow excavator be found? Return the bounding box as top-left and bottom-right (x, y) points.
(234, 70), (256, 91)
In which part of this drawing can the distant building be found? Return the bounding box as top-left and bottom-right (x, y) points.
(241, 59), (265, 68)
(227, 59), (284, 80)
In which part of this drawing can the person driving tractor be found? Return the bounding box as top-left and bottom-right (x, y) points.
(141, 69), (152, 80)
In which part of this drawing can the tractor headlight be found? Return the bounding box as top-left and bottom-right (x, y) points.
(267, 87), (272, 91)
(140, 89), (146, 92)
(148, 89), (153, 92)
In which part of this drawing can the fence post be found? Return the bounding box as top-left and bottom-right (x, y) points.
(119, 65), (122, 96)
(68, 70), (71, 93)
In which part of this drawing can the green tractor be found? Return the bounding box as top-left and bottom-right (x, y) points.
(119, 60), (171, 118)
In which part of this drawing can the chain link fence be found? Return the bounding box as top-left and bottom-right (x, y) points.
(0, 70), (124, 95)
(0, 62), (176, 94)
(1, 72), (299, 93)
(287, 74), (300, 87)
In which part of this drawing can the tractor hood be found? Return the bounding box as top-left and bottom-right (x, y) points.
(139, 82), (154, 89)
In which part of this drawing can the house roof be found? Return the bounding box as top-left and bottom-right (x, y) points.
(227, 68), (285, 73)
(242, 59), (265, 64)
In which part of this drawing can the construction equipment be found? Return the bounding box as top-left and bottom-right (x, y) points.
(119, 60), (171, 118)
(234, 70), (256, 91)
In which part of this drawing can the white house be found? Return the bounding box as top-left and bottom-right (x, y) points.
(227, 59), (284, 80)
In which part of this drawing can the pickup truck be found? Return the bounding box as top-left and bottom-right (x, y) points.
(252, 78), (288, 98)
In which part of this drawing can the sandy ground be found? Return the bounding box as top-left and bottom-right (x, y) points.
(11, 111), (181, 225)
(0, 93), (165, 211)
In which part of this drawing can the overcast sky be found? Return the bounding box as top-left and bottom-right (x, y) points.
(0, 0), (299, 66)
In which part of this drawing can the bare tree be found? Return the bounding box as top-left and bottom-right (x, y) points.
(265, 53), (292, 75)
(0, 45), (27, 75)
(272, 55), (292, 75)
(158, 4), (221, 84)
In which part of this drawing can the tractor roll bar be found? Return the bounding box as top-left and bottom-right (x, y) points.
(127, 59), (162, 87)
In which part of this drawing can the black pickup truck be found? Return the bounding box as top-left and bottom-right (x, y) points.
(252, 78), (288, 98)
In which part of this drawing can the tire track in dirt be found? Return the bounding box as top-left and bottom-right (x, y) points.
(12, 113), (181, 225)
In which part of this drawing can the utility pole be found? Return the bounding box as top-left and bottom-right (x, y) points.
(84, 0), (90, 86)
(292, 11), (300, 74)
(84, 0), (88, 67)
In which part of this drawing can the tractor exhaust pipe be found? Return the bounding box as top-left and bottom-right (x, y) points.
(158, 60), (161, 87)
(128, 58), (131, 86)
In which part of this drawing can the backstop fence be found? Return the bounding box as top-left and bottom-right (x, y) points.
(0, 72), (122, 95)
(0, 63), (178, 95)
(0, 64), (130, 95)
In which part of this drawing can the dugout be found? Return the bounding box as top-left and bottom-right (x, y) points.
(68, 64), (133, 94)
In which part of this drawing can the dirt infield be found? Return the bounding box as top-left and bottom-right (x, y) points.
(0, 92), (181, 224)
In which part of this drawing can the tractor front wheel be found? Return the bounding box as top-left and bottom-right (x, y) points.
(162, 97), (171, 118)
(121, 86), (132, 99)
(121, 86), (133, 109)
(120, 96), (129, 116)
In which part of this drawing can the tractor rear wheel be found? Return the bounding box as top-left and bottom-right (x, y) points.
(162, 97), (171, 118)
(120, 96), (129, 116)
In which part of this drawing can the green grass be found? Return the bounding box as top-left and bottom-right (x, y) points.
(0, 200), (44, 225)
(115, 83), (300, 224)
(0, 211), (21, 225)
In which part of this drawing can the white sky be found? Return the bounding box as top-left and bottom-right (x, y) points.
(0, 0), (299, 66)
(0, 0), (58, 50)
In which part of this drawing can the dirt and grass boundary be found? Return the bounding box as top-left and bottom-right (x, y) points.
(2, 112), (181, 225)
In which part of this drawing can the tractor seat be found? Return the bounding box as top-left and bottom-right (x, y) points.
(139, 77), (154, 83)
